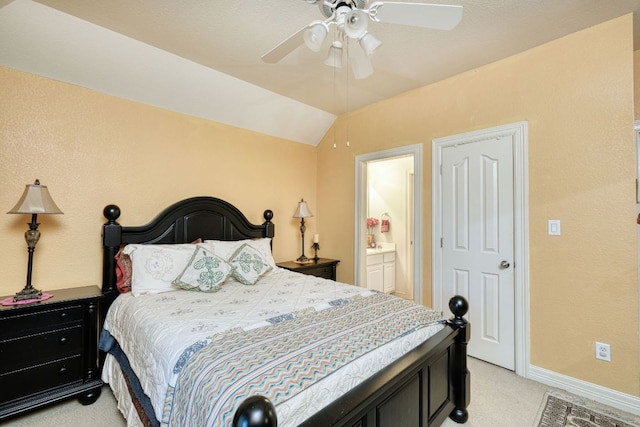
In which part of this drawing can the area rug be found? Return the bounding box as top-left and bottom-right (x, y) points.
(536, 391), (640, 427)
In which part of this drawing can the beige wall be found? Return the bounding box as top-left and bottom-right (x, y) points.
(0, 66), (317, 296)
(317, 15), (639, 396)
(1, 13), (637, 400)
(635, 50), (640, 121)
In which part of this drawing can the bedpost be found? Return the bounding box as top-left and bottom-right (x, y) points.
(263, 209), (274, 239)
(448, 295), (470, 423)
(102, 204), (122, 310)
(233, 395), (277, 427)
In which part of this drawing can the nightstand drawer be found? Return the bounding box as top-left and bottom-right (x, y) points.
(303, 265), (335, 279)
(0, 325), (83, 373)
(0, 355), (82, 403)
(277, 259), (340, 281)
(0, 305), (84, 340)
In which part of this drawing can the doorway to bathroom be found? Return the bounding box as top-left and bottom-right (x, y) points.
(355, 143), (423, 304)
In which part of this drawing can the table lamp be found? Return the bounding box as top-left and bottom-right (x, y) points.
(7, 179), (63, 301)
(292, 199), (313, 263)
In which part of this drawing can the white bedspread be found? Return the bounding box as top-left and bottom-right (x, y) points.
(102, 268), (444, 426)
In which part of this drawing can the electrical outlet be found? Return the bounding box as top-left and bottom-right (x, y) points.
(595, 342), (611, 362)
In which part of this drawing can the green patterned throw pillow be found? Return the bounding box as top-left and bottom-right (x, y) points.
(173, 246), (232, 292)
(228, 243), (272, 285)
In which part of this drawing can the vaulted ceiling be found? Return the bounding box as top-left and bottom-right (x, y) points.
(2, 0), (640, 145)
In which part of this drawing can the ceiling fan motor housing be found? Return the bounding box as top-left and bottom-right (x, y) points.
(319, 0), (367, 18)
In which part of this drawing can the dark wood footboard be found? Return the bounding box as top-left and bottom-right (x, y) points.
(233, 295), (470, 427)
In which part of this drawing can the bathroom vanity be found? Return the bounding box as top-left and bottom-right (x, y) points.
(366, 243), (396, 294)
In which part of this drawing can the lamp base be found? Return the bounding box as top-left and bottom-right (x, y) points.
(14, 286), (42, 302)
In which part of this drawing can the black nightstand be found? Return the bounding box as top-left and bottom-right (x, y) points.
(277, 258), (340, 280)
(0, 285), (103, 420)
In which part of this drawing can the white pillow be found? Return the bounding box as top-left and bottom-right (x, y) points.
(173, 246), (233, 292)
(204, 238), (276, 271)
(228, 243), (273, 285)
(123, 244), (199, 296)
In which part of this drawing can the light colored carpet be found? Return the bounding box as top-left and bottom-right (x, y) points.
(440, 357), (550, 427)
(2, 357), (632, 427)
(2, 388), (124, 427)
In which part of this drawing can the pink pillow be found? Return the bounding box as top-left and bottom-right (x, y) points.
(115, 248), (132, 293)
(114, 238), (203, 293)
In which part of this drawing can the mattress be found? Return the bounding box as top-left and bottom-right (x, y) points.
(101, 268), (444, 426)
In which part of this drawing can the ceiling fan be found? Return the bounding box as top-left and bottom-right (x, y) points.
(261, 0), (463, 79)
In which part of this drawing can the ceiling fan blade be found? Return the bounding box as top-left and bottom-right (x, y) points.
(372, 2), (463, 30)
(261, 25), (307, 63)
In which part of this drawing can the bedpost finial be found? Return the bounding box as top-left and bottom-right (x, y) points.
(233, 395), (277, 427)
(103, 204), (121, 222)
(263, 209), (273, 222)
(449, 295), (469, 321)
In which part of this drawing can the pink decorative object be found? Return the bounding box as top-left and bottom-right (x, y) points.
(1, 292), (53, 306)
(381, 213), (390, 233)
(366, 217), (379, 233)
(366, 217), (379, 248)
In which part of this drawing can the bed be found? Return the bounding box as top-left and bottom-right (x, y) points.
(99, 196), (470, 426)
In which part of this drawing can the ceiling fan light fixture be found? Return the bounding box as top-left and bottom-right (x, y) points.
(303, 21), (329, 52)
(324, 41), (344, 68)
(359, 32), (382, 56)
(335, 4), (352, 32)
(344, 9), (368, 39)
(263, 0), (463, 79)
(348, 44), (373, 79)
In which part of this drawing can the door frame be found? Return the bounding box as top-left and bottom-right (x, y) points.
(355, 143), (423, 304)
(431, 121), (529, 376)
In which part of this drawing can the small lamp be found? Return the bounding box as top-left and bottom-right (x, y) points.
(292, 199), (314, 263)
(7, 179), (63, 301)
(303, 21), (328, 52)
(324, 41), (344, 68)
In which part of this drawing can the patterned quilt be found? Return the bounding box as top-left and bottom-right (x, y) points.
(161, 292), (444, 426)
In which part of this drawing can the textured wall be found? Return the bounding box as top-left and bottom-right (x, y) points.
(0, 13), (637, 400)
(635, 50), (640, 122)
(0, 67), (317, 296)
(316, 15), (638, 396)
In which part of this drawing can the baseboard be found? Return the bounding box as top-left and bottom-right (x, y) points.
(528, 364), (640, 416)
(393, 291), (409, 300)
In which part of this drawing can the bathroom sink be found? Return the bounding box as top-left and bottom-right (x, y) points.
(366, 243), (396, 255)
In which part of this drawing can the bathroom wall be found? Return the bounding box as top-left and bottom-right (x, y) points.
(367, 156), (414, 299)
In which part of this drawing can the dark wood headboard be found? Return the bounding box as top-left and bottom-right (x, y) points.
(101, 196), (274, 309)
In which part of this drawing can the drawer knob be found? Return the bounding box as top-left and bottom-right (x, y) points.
(60, 312), (68, 319)
(59, 337), (68, 345)
(58, 366), (68, 375)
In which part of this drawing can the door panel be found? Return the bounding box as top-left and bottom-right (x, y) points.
(441, 135), (515, 370)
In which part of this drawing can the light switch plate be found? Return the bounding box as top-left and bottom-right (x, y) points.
(548, 220), (561, 236)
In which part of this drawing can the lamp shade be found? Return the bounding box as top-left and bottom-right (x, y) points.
(8, 180), (63, 215)
(348, 43), (374, 79)
(344, 9), (368, 39)
(359, 32), (382, 56)
(292, 199), (313, 218)
(303, 21), (328, 52)
(324, 41), (344, 68)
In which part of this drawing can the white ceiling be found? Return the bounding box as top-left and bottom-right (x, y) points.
(2, 0), (640, 145)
